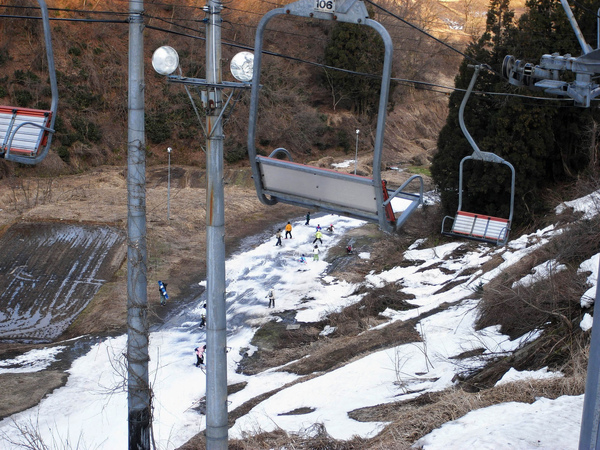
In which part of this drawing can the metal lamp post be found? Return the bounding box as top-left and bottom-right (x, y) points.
(167, 147), (172, 220)
(354, 128), (360, 175)
(151, 9), (253, 448)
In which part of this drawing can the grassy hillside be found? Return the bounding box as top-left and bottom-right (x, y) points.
(0, 0), (464, 177)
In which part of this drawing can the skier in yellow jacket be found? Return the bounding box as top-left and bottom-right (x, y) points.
(313, 230), (323, 244)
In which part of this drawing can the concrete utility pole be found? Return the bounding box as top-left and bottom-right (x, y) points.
(579, 264), (600, 449)
(127, 1), (150, 449)
(204, 0), (229, 447)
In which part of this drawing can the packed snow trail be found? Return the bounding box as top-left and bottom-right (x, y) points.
(0, 214), (368, 449)
(0, 208), (588, 449)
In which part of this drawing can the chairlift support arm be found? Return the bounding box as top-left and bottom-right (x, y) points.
(502, 0), (600, 107)
(441, 66), (515, 245)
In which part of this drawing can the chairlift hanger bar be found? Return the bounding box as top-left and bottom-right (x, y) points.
(247, 0), (420, 233)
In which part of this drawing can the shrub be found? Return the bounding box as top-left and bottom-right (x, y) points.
(68, 46), (82, 57)
(56, 146), (70, 163)
(72, 117), (102, 143)
(146, 111), (172, 144)
(13, 70), (39, 85)
(71, 87), (102, 109)
(14, 89), (33, 107)
(0, 48), (10, 67)
(225, 144), (248, 164)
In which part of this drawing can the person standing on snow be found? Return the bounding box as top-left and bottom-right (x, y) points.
(199, 303), (207, 328)
(195, 344), (206, 367)
(313, 245), (320, 261)
(313, 230), (323, 244)
(285, 222), (293, 239)
(158, 280), (169, 306)
(267, 289), (275, 308)
(275, 229), (282, 246)
(305, 211), (310, 225)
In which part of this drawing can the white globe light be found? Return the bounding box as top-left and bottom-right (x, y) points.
(230, 51), (254, 82)
(152, 46), (179, 76)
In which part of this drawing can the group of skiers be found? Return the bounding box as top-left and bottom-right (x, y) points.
(274, 216), (346, 265)
(192, 215), (356, 367)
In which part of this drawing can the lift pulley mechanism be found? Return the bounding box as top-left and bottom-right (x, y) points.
(502, 0), (600, 107)
(0, 0), (58, 164)
(247, 0), (423, 233)
(441, 65), (516, 245)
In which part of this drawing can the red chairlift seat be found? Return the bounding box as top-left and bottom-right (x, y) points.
(0, 107), (53, 157)
(0, 0), (57, 165)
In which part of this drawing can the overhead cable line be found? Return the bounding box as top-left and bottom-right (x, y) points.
(144, 13), (204, 34)
(146, 23), (574, 102)
(4, 5), (574, 103)
(0, 4), (129, 16)
(0, 14), (127, 23)
(110, 0), (208, 9)
(363, 0), (517, 81)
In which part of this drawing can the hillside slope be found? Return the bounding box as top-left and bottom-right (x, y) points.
(0, 0), (461, 177)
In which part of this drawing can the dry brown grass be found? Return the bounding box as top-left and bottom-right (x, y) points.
(477, 266), (586, 339)
(181, 424), (368, 449)
(340, 282), (414, 319)
(350, 375), (586, 450)
(473, 210), (597, 379)
(190, 372), (587, 450)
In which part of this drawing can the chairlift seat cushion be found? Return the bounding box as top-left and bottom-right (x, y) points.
(256, 156), (395, 222)
(0, 106), (52, 156)
(452, 211), (509, 242)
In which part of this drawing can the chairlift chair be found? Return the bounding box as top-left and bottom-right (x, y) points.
(0, 0), (58, 165)
(441, 65), (516, 245)
(247, 0), (423, 233)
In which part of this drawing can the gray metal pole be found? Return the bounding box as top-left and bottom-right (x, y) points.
(579, 259), (600, 449)
(127, 1), (150, 449)
(354, 129), (359, 175)
(559, 0), (593, 54)
(205, 0), (228, 447)
(167, 147), (172, 220)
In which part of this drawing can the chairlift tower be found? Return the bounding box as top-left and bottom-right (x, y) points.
(152, 1), (252, 447)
